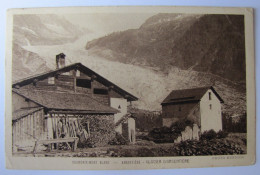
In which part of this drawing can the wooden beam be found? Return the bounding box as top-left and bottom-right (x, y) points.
(91, 75), (97, 81)
(33, 79), (38, 86)
(33, 137), (79, 153)
(108, 85), (114, 90)
(49, 110), (116, 115)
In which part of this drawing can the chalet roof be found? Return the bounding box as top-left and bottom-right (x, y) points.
(161, 86), (224, 105)
(12, 63), (138, 101)
(13, 107), (44, 121)
(13, 89), (119, 114)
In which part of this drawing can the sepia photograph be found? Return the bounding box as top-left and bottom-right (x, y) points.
(5, 6), (255, 170)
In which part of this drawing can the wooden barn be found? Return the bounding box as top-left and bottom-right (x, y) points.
(161, 86), (224, 141)
(12, 53), (138, 153)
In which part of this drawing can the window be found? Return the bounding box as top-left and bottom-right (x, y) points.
(209, 104), (212, 110)
(48, 77), (55, 84)
(76, 79), (91, 88)
(94, 88), (108, 95)
(209, 92), (212, 100)
(76, 70), (80, 77)
(178, 106), (182, 111)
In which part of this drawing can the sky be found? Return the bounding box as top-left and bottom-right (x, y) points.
(62, 13), (156, 35)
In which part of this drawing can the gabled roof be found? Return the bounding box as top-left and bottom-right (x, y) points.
(12, 63), (138, 101)
(13, 89), (119, 114)
(161, 86), (224, 105)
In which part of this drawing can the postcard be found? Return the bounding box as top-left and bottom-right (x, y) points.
(5, 6), (255, 169)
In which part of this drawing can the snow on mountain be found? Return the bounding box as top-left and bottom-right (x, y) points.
(12, 14), (92, 81)
(13, 14), (90, 46)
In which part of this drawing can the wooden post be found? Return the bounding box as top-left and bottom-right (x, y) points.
(73, 138), (78, 151)
(50, 113), (55, 150)
(86, 121), (90, 137)
(33, 141), (38, 154)
(67, 119), (70, 137)
(55, 115), (59, 149)
(65, 114), (69, 138)
(12, 122), (16, 153)
(74, 73), (77, 93)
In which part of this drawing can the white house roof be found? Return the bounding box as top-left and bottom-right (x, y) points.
(161, 86), (224, 105)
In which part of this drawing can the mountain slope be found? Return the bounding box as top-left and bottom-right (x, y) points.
(12, 14), (91, 81)
(13, 14), (90, 46)
(86, 14), (245, 82)
(12, 43), (50, 81)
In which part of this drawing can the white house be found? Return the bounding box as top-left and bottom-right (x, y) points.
(161, 86), (224, 141)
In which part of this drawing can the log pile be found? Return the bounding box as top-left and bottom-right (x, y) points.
(80, 114), (115, 147)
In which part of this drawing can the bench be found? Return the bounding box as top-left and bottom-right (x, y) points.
(33, 137), (79, 154)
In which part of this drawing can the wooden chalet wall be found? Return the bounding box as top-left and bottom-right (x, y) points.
(56, 74), (74, 92)
(16, 70), (125, 106)
(12, 109), (47, 151)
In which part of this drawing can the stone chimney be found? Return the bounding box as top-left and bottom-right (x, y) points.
(56, 53), (66, 69)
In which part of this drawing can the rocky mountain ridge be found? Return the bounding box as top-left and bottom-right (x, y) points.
(86, 14), (245, 83)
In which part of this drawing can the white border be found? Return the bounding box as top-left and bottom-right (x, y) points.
(5, 6), (255, 170)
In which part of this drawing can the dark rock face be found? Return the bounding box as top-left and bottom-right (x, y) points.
(86, 14), (245, 82)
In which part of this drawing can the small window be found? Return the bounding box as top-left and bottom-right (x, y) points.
(94, 88), (108, 95)
(76, 79), (91, 88)
(76, 70), (80, 77)
(48, 77), (55, 84)
(178, 106), (182, 111)
(209, 92), (212, 100)
(209, 104), (212, 110)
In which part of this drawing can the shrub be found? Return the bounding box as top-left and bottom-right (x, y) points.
(108, 132), (129, 145)
(148, 119), (194, 143)
(216, 130), (229, 139)
(148, 126), (175, 143)
(170, 119), (194, 133)
(201, 129), (217, 140)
